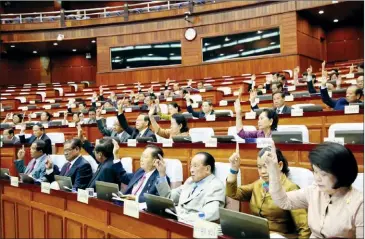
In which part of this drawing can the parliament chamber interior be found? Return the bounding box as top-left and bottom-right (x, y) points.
(0, 0), (364, 238)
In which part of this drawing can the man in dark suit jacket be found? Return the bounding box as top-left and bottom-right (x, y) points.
(250, 92), (292, 114)
(320, 84), (363, 111)
(122, 144), (170, 203)
(19, 123), (52, 155)
(81, 137), (129, 189)
(95, 109), (130, 143)
(117, 104), (157, 142)
(2, 129), (20, 144)
(185, 94), (215, 119)
(44, 138), (93, 190)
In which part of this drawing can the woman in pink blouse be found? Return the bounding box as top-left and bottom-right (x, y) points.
(264, 141), (363, 238)
(234, 98), (279, 139)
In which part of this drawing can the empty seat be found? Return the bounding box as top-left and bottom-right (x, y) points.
(121, 157), (133, 173)
(164, 158), (183, 188)
(189, 128), (214, 143)
(288, 167), (314, 189)
(47, 133), (65, 145)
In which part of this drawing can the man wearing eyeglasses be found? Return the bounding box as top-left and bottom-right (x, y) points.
(44, 138), (93, 190)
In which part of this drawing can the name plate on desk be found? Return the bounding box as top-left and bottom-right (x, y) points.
(29, 100), (35, 104)
(261, 89), (267, 94)
(291, 108), (303, 117)
(205, 138), (218, 148)
(15, 125), (22, 130)
(345, 105), (360, 114)
(68, 123), (76, 128)
(41, 182), (51, 194)
(193, 220), (218, 239)
(95, 102), (101, 107)
(48, 99), (55, 104)
(42, 123), (49, 128)
(287, 85), (296, 92)
(77, 189), (89, 204)
(162, 138), (173, 147)
(166, 97), (173, 102)
(284, 95), (294, 102)
(10, 177), (19, 187)
(254, 98), (260, 104)
(324, 137), (344, 145)
(245, 112), (256, 120)
(70, 104), (76, 108)
(346, 73), (355, 79)
(31, 113), (37, 118)
(219, 100), (228, 106)
(43, 105), (51, 110)
(256, 138), (272, 148)
(53, 112), (60, 117)
(127, 139), (137, 147)
(199, 89), (206, 93)
(192, 103), (199, 109)
(101, 110), (107, 114)
(123, 200), (140, 219)
(22, 107), (28, 111)
(205, 114), (216, 121)
(125, 108), (132, 113)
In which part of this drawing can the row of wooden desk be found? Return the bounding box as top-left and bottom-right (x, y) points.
(1, 110), (362, 145)
(0, 180), (198, 239)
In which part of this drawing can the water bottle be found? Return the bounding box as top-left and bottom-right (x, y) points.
(198, 211), (205, 220)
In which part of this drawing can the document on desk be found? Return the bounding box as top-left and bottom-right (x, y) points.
(124, 200), (140, 219)
(193, 220), (218, 239)
(270, 232), (287, 238)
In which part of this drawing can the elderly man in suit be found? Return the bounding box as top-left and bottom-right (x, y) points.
(250, 91), (292, 114)
(2, 129), (20, 144)
(121, 144), (170, 203)
(19, 123), (52, 155)
(185, 94), (215, 119)
(117, 103), (157, 142)
(95, 108), (130, 143)
(14, 140), (50, 183)
(154, 152), (225, 223)
(44, 138), (93, 190)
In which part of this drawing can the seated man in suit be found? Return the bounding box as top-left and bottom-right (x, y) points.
(250, 91), (292, 114)
(185, 94), (215, 119)
(85, 108), (97, 124)
(19, 123), (52, 155)
(320, 71), (363, 110)
(120, 144), (170, 202)
(2, 128), (20, 144)
(95, 108), (130, 143)
(117, 103), (157, 142)
(14, 141), (51, 183)
(44, 138), (93, 190)
(357, 76), (364, 89)
(77, 127), (128, 189)
(155, 152), (225, 223)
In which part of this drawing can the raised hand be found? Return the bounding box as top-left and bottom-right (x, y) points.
(154, 154), (166, 177)
(321, 70), (328, 86)
(99, 86), (103, 95)
(228, 142), (241, 171)
(166, 78), (170, 86)
(336, 74), (342, 89)
(263, 140), (278, 168)
(45, 155), (53, 170)
(249, 89), (257, 103)
(251, 74), (256, 82)
(321, 60), (326, 70)
(349, 64), (354, 74)
(17, 145), (26, 160)
(307, 65), (313, 75)
(112, 139), (120, 156)
(148, 104), (155, 117)
(187, 79), (193, 86)
(234, 98), (241, 114)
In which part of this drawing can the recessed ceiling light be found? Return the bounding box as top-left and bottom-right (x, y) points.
(53, 42), (58, 46)
(239, 49), (244, 52)
(33, 51), (37, 54)
(319, 10), (324, 14)
(204, 43), (210, 46)
(115, 56), (120, 59)
(91, 40), (96, 43)
(148, 53), (153, 56)
(170, 53), (175, 56)
(225, 37), (230, 42)
(10, 45), (15, 48)
(219, 53), (224, 56)
(270, 42), (276, 45)
(257, 31), (262, 34)
(72, 49), (77, 52)
(332, 0), (338, 3)
(334, 19), (339, 22)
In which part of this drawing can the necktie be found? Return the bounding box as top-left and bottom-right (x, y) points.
(189, 183), (198, 197)
(26, 159), (37, 175)
(64, 162), (72, 175)
(276, 108), (280, 114)
(132, 174), (146, 195)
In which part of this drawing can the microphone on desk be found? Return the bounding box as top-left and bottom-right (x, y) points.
(165, 208), (179, 218)
(4, 173), (10, 178)
(63, 186), (72, 191)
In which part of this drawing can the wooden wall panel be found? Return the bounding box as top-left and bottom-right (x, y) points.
(84, 225), (106, 239)
(32, 209), (46, 239)
(47, 214), (63, 239)
(66, 219), (83, 239)
(2, 200), (16, 238)
(17, 204), (31, 239)
(326, 27), (364, 62)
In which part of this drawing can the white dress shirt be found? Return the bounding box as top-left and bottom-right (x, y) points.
(133, 169), (156, 199)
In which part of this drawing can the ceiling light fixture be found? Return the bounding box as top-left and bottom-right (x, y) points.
(319, 10), (324, 14)
(332, 0), (338, 3)
(270, 42), (276, 45)
(225, 37), (230, 42)
(53, 43), (58, 46)
(72, 49), (77, 52)
(33, 51), (37, 54)
(91, 40), (96, 43)
(334, 19), (339, 22)
(170, 53), (175, 56)
(10, 45), (15, 48)
(239, 49), (244, 52)
(219, 53), (224, 56)
(257, 31), (262, 34)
